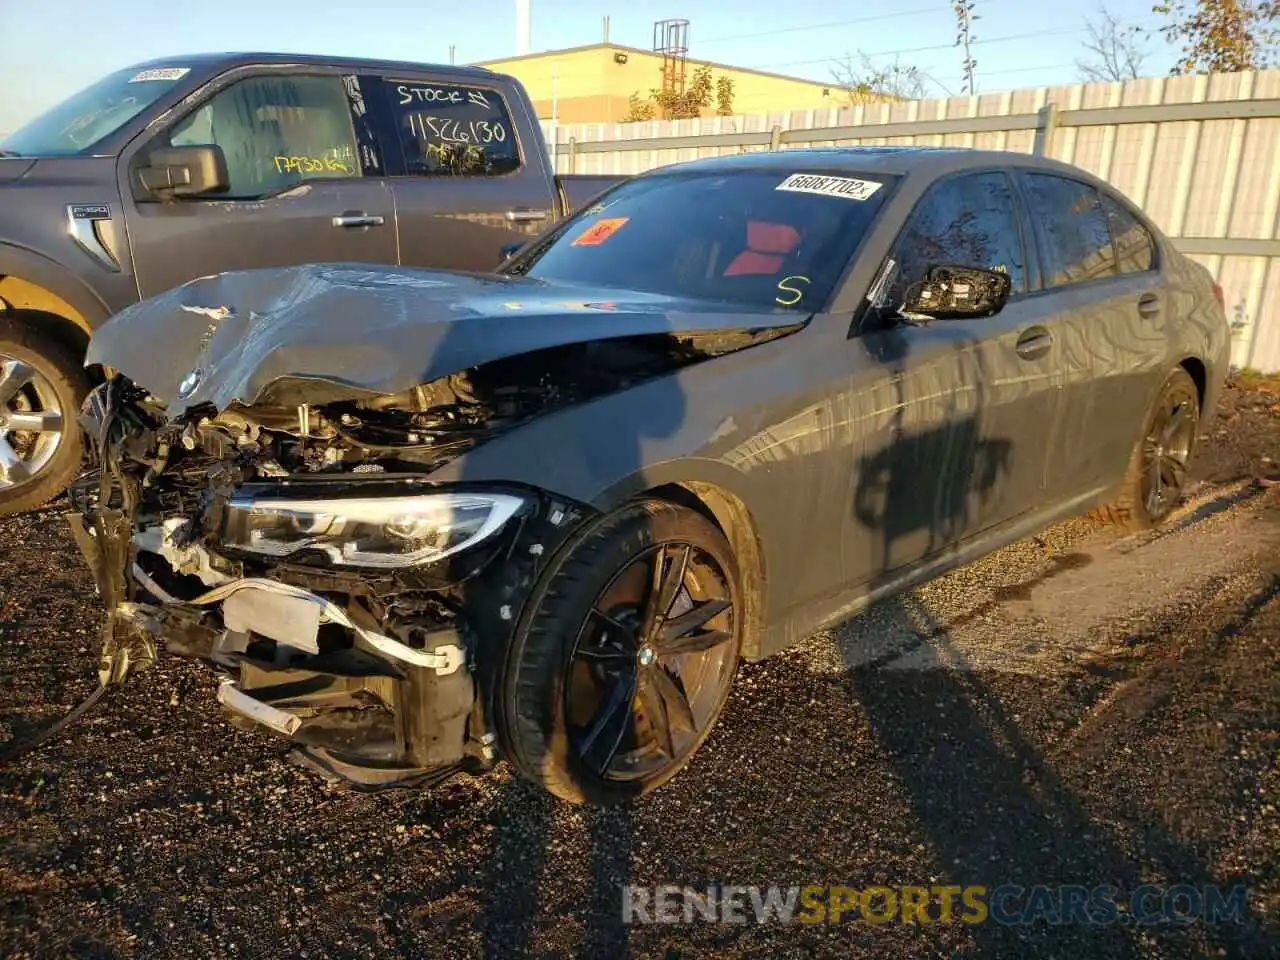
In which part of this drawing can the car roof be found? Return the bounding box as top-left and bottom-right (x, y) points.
(124, 51), (496, 81)
(656, 146), (1098, 181)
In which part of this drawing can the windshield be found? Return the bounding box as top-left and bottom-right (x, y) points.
(507, 168), (896, 312)
(0, 64), (192, 157)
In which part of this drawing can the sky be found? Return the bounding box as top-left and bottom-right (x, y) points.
(0, 0), (1183, 134)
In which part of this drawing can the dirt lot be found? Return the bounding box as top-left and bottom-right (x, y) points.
(1, 375), (1278, 959)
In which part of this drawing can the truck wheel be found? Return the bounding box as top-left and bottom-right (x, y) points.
(498, 499), (742, 806)
(1092, 366), (1201, 532)
(0, 318), (89, 516)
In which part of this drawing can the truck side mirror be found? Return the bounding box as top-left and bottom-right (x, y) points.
(138, 145), (230, 200)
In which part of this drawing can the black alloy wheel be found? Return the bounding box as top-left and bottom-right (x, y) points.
(566, 540), (736, 782)
(498, 499), (742, 805)
(1139, 376), (1199, 522)
(1094, 366), (1201, 530)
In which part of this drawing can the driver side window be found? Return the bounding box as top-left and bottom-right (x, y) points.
(885, 171), (1027, 310)
(167, 74), (360, 200)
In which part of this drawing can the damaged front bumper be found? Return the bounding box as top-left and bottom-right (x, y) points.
(101, 575), (479, 790)
(69, 376), (590, 791)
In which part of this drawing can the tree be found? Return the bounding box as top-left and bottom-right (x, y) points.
(831, 51), (928, 105)
(715, 75), (735, 116)
(1078, 4), (1149, 80)
(954, 0), (979, 94)
(1152, 0), (1279, 73)
(624, 64), (737, 121)
(623, 91), (655, 123)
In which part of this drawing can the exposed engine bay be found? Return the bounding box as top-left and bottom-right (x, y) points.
(69, 323), (795, 790)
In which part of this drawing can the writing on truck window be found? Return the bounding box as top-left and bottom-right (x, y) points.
(386, 81), (520, 177)
(169, 74), (360, 199)
(272, 155), (353, 175)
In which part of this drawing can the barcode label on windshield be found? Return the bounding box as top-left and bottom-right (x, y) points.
(776, 173), (882, 201)
(129, 68), (190, 83)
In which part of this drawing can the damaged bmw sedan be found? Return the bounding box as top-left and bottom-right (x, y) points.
(69, 148), (1230, 805)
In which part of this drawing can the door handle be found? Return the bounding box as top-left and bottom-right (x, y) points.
(331, 213), (385, 228)
(1137, 293), (1161, 319)
(504, 209), (549, 222)
(1015, 326), (1053, 361)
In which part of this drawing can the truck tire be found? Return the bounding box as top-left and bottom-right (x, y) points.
(497, 499), (742, 806)
(0, 317), (89, 516)
(1092, 366), (1201, 532)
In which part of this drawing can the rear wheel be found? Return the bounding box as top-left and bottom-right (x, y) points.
(0, 318), (89, 516)
(1093, 366), (1200, 531)
(498, 499), (742, 806)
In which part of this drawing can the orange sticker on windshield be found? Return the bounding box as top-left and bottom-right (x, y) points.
(571, 217), (629, 247)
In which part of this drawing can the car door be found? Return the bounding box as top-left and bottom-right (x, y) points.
(845, 169), (1062, 584)
(1015, 171), (1163, 502)
(367, 73), (559, 271)
(122, 69), (397, 299)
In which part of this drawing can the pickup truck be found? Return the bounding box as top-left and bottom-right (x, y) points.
(0, 51), (620, 514)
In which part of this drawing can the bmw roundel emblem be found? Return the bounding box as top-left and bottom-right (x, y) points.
(177, 368), (203, 401)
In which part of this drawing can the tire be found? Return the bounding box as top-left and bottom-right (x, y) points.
(1092, 366), (1201, 532)
(497, 498), (743, 806)
(0, 317), (90, 516)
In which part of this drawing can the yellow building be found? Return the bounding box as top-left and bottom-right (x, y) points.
(475, 43), (846, 124)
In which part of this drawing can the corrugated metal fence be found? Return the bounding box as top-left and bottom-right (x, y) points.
(542, 70), (1280, 373)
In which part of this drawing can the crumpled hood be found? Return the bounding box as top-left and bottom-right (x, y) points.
(87, 263), (802, 413)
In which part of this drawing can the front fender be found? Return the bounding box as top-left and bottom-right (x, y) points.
(0, 242), (112, 333)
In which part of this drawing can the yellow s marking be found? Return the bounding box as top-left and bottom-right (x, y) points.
(776, 275), (811, 306)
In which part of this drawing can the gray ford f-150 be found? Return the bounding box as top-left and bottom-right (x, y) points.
(0, 52), (619, 514)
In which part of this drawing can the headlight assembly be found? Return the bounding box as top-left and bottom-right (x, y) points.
(221, 491), (526, 569)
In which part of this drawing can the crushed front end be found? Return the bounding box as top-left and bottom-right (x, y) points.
(68, 374), (591, 790)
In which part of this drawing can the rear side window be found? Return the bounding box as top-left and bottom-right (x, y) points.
(167, 74), (361, 199)
(1100, 192), (1155, 274)
(1024, 173), (1118, 288)
(381, 79), (520, 177)
(888, 171), (1028, 308)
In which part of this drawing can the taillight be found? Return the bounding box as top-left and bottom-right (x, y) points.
(1212, 282), (1225, 308)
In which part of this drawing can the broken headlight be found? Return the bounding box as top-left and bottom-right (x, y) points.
(221, 491), (526, 569)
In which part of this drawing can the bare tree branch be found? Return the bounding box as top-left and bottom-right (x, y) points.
(954, 0), (979, 94)
(1077, 4), (1149, 81)
(831, 51), (928, 106)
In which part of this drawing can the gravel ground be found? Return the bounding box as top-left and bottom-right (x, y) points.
(1, 376), (1278, 960)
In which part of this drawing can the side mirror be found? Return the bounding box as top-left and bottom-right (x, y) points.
(137, 145), (229, 199)
(902, 264), (1012, 320)
(500, 241), (524, 262)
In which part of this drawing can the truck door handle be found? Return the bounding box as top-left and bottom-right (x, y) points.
(331, 213), (385, 229)
(504, 209), (549, 222)
(1015, 326), (1053, 361)
(1138, 293), (1161, 319)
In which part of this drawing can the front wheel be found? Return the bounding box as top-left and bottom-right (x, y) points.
(497, 499), (742, 806)
(1094, 366), (1201, 531)
(0, 318), (89, 516)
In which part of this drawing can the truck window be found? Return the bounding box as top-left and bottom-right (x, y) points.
(166, 75), (361, 199)
(0, 64), (191, 157)
(379, 79), (521, 177)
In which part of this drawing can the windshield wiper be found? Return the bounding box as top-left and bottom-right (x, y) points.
(0, 149), (22, 158)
